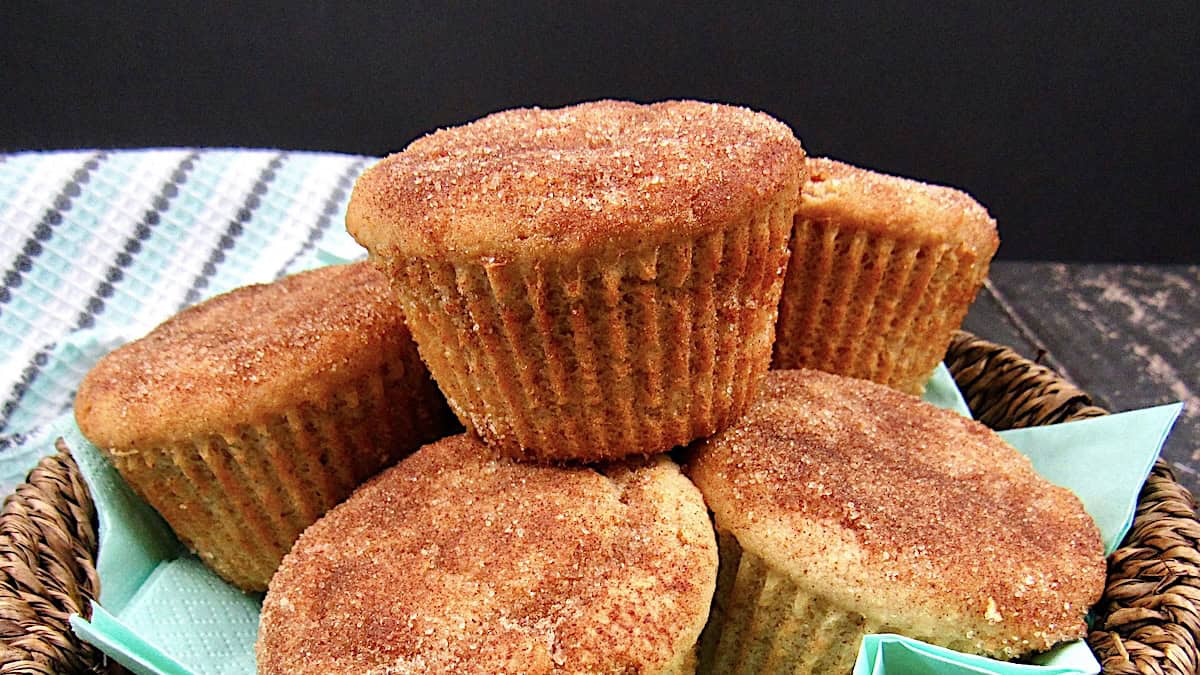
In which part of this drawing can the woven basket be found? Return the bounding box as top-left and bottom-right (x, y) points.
(0, 331), (1195, 674)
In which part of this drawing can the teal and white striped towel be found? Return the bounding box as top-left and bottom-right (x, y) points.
(0, 149), (372, 492)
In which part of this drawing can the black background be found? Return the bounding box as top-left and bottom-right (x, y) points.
(3, 3), (1197, 262)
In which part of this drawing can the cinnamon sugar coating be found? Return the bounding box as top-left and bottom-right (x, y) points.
(347, 99), (805, 260)
(345, 99), (804, 462)
(799, 158), (999, 255)
(686, 370), (1106, 660)
(74, 262), (456, 590)
(257, 434), (718, 674)
(76, 262), (420, 449)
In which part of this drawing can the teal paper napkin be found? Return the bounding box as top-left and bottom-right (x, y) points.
(65, 411), (260, 675)
(856, 636), (1103, 675)
(921, 362), (973, 417)
(64, 362), (1180, 675)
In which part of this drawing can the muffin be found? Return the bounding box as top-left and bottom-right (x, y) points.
(772, 158), (999, 394)
(257, 433), (719, 674)
(74, 262), (456, 591)
(685, 369), (1105, 673)
(347, 99), (806, 462)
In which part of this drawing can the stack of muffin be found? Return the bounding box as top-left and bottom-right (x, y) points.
(74, 100), (1104, 674)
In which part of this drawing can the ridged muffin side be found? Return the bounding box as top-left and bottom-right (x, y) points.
(349, 100), (807, 461)
(75, 263), (456, 591)
(100, 359), (449, 590)
(772, 158), (998, 394)
(686, 370), (1106, 672)
(376, 193), (794, 462)
(697, 533), (873, 674)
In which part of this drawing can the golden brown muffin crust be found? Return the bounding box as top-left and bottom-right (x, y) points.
(257, 434), (718, 674)
(799, 157), (999, 256)
(347, 99), (806, 260)
(75, 262), (411, 448)
(686, 369), (1106, 659)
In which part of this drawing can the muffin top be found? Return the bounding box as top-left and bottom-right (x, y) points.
(685, 369), (1105, 660)
(799, 157), (999, 256)
(257, 434), (718, 674)
(75, 262), (412, 449)
(347, 99), (806, 260)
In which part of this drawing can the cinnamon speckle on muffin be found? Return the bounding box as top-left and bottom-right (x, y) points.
(686, 369), (1105, 666)
(258, 434), (717, 674)
(347, 99), (805, 260)
(346, 100), (805, 462)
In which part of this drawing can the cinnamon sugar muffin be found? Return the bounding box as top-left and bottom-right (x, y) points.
(257, 434), (718, 674)
(685, 370), (1105, 673)
(772, 158), (999, 394)
(74, 262), (455, 591)
(347, 99), (805, 462)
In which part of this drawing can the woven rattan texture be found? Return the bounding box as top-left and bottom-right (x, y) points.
(0, 332), (1196, 674)
(0, 439), (121, 674)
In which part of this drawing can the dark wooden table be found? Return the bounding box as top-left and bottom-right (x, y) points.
(963, 261), (1198, 496)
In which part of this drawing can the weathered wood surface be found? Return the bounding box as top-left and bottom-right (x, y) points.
(963, 261), (1199, 496)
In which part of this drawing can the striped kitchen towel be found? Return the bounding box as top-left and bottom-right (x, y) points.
(0, 149), (373, 491)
